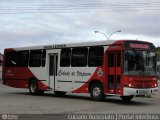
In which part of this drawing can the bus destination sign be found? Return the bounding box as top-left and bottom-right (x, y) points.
(129, 43), (149, 49)
(44, 44), (66, 49)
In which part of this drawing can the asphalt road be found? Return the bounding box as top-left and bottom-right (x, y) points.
(0, 80), (160, 115)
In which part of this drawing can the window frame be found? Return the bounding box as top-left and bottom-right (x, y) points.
(71, 47), (88, 67)
(88, 46), (104, 67)
(60, 48), (71, 67)
(17, 50), (29, 67)
(5, 51), (17, 67)
(29, 50), (43, 67)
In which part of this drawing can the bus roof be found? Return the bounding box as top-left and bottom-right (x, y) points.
(4, 40), (154, 51)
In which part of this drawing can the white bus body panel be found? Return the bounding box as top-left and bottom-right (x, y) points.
(29, 46), (109, 92)
(56, 67), (96, 91)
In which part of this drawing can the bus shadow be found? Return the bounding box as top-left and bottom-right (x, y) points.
(10, 91), (153, 106)
(104, 97), (151, 106)
(8, 91), (91, 101)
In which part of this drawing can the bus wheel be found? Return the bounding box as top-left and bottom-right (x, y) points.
(120, 95), (134, 101)
(29, 79), (44, 95)
(54, 91), (66, 96)
(90, 82), (105, 101)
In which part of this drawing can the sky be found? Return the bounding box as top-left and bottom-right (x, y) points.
(0, 0), (160, 53)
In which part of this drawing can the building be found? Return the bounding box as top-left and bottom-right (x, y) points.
(0, 53), (3, 79)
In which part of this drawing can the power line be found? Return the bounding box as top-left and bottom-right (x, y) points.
(0, 2), (160, 14)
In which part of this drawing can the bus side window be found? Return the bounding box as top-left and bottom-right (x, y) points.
(42, 50), (46, 67)
(88, 46), (104, 67)
(5, 51), (17, 67)
(60, 48), (71, 67)
(17, 51), (29, 67)
(29, 50), (42, 67)
(71, 47), (88, 67)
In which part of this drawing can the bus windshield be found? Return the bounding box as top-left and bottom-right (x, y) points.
(124, 50), (156, 76)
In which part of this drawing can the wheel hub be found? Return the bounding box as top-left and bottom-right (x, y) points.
(30, 84), (36, 93)
(93, 87), (101, 97)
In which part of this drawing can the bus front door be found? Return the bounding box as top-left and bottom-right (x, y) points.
(107, 51), (121, 94)
(49, 54), (58, 89)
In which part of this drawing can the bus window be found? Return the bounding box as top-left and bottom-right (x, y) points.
(124, 50), (156, 76)
(71, 47), (88, 67)
(60, 48), (71, 67)
(5, 51), (17, 67)
(42, 50), (46, 67)
(17, 51), (29, 67)
(88, 46), (104, 67)
(108, 52), (114, 67)
(29, 50), (42, 67)
(117, 52), (121, 67)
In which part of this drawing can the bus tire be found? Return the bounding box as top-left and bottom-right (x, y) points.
(120, 95), (134, 101)
(90, 82), (105, 101)
(28, 79), (44, 95)
(54, 91), (66, 96)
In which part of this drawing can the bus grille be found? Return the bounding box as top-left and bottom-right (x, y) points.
(132, 80), (153, 88)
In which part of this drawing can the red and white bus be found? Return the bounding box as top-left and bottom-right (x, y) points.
(2, 40), (158, 101)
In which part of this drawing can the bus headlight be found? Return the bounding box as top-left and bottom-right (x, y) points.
(154, 83), (158, 87)
(129, 84), (132, 87)
(124, 83), (132, 88)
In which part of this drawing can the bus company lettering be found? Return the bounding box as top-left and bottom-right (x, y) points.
(58, 70), (91, 77)
(58, 70), (70, 76)
(76, 71), (91, 77)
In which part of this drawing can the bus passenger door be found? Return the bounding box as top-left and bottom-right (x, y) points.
(49, 54), (58, 89)
(107, 51), (121, 94)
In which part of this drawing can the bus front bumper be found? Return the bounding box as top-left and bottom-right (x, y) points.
(123, 87), (159, 96)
